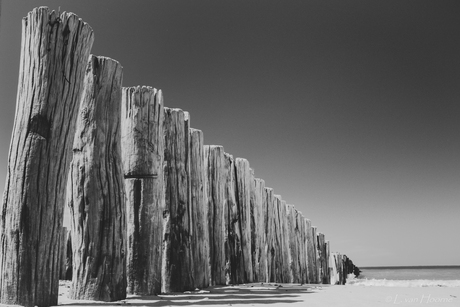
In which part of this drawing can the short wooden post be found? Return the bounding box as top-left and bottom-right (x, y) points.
(189, 129), (210, 289)
(0, 7), (93, 306)
(121, 86), (165, 295)
(66, 55), (126, 301)
(162, 108), (193, 292)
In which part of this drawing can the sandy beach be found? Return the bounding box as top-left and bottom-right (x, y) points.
(57, 282), (460, 307)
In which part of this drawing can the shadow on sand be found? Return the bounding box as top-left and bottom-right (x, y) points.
(59, 283), (326, 306)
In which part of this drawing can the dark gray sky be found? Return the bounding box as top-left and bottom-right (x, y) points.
(0, 0), (459, 266)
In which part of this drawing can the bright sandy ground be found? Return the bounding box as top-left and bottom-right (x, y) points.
(57, 282), (460, 307)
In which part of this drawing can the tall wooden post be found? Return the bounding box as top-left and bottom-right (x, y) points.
(250, 177), (266, 282)
(189, 129), (210, 289)
(234, 158), (253, 282)
(305, 219), (316, 283)
(225, 152), (242, 285)
(121, 86), (165, 295)
(162, 108), (193, 292)
(0, 7), (93, 307)
(66, 55), (126, 301)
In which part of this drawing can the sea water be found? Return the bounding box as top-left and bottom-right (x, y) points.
(347, 266), (460, 287)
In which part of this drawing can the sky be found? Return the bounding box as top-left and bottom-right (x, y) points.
(0, 0), (459, 267)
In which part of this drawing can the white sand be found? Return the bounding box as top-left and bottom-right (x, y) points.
(57, 282), (460, 307)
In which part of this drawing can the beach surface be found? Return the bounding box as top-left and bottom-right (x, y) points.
(57, 282), (460, 307)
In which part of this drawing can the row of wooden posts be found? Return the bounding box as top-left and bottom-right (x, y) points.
(0, 8), (359, 307)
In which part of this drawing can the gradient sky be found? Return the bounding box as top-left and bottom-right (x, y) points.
(0, 0), (459, 267)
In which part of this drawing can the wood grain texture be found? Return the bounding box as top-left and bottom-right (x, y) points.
(66, 56), (126, 301)
(189, 129), (210, 289)
(0, 7), (93, 307)
(59, 227), (68, 280)
(121, 86), (165, 295)
(204, 146), (227, 286)
(234, 158), (253, 283)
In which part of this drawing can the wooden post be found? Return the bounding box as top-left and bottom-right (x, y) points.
(225, 153), (243, 285)
(264, 188), (275, 282)
(162, 108), (193, 292)
(279, 199), (292, 283)
(121, 86), (165, 295)
(0, 7), (93, 306)
(250, 177), (266, 282)
(297, 211), (307, 284)
(189, 129), (210, 289)
(204, 146), (227, 285)
(306, 222), (318, 283)
(66, 55), (126, 301)
(272, 195), (283, 282)
(287, 205), (297, 283)
(234, 158), (253, 282)
(317, 232), (325, 284)
(325, 241), (331, 284)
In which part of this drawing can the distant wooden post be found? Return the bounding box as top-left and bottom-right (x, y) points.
(235, 158), (253, 282)
(66, 55), (126, 301)
(189, 129), (210, 289)
(0, 7), (93, 307)
(162, 108), (193, 292)
(325, 241), (331, 284)
(121, 86), (165, 295)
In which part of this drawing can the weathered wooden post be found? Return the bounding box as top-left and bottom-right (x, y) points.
(325, 241), (331, 284)
(298, 211), (308, 284)
(317, 232), (325, 283)
(234, 158), (253, 282)
(305, 219), (316, 283)
(279, 199), (292, 283)
(224, 152), (243, 285)
(162, 108), (193, 292)
(189, 129), (210, 289)
(204, 145), (228, 285)
(264, 187), (275, 282)
(312, 227), (320, 283)
(250, 177), (266, 282)
(121, 86), (165, 295)
(0, 7), (93, 306)
(66, 55), (126, 301)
